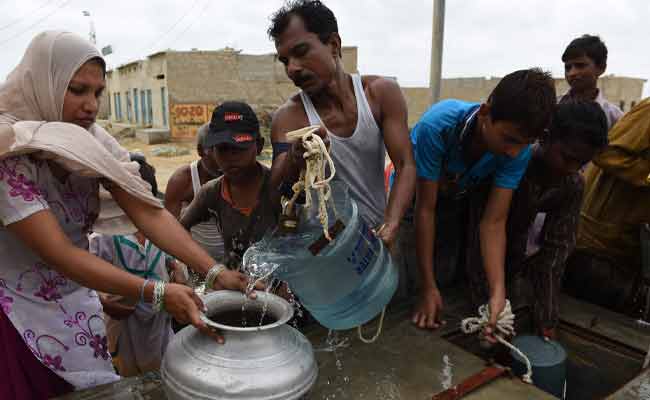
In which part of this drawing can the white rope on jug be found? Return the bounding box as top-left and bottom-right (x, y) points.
(357, 306), (387, 344)
(285, 125), (337, 240)
(460, 300), (533, 384)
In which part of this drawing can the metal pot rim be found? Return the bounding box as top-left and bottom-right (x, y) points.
(199, 290), (294, 332)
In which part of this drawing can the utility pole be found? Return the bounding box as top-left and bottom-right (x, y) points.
(82, 11), (96, 45)
(430, 0), (445, 105)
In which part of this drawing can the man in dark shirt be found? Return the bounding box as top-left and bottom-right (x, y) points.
(181, 102), (281, 270)
(465, 101), (608, 338)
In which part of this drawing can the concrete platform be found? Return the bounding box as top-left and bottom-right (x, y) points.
(135, 128), (170, 145)
(54, 288), (650, 399)
(56, 298), (552, 399)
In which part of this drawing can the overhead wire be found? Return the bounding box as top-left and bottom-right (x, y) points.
(0, 0), (53, 32)
(0, 0), (72, 49)
(168, 0), (212, 47)
(137, 0), (202, 57)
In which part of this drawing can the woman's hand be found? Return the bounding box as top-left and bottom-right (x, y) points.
(164, 282), (226, 343)
(213, 269), (265, 296)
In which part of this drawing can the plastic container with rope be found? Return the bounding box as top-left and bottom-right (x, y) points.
(242, 126), (397, 335)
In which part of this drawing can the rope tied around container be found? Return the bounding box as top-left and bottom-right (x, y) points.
(285, 125), (337, 240)
(357, 306), (386, 344)
(460, 300), (533, 384)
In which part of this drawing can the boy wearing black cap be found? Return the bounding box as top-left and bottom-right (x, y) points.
(181, 102), (281, 270)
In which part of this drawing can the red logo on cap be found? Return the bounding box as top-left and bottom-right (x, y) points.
(233, 134), (254, 143)
(224, 112), (243, 122)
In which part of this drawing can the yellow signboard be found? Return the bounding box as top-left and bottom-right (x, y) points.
(170, 103), (215, 139)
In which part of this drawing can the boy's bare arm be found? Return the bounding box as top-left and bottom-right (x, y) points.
(480, 186), (513, 337)
(164, 166), (193, 219)
(412, 178), (444, 330)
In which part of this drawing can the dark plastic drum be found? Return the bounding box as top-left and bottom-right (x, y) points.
(511, 335), (567, 399)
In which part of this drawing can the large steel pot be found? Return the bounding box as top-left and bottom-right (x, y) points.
(161, 290), (317, 399)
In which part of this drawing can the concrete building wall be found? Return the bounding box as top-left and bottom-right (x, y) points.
(106, 45), (644, 138)
(403, 76), (646, 127)
(106, 46), (358, 138)
(161, 46), (358, 139)
(97, 90), (110, 120)
(106, 55), (169, 129)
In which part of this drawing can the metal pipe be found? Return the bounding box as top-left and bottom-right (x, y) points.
(430, 0), (446, 105)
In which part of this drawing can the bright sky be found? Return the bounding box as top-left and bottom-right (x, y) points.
(0, 0), (648, 96)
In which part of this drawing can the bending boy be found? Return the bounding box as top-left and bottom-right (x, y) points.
(411, 69), (556, 339)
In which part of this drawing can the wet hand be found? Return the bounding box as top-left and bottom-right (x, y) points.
(411, 287), (445, 330)
(164, 283), (225, 343)
(214, 269), (265, 299)
(169, 260), (189, 285)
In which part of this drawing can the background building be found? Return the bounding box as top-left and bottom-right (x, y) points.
(104, 46), (646, 139)
(104, 47), (358, 140)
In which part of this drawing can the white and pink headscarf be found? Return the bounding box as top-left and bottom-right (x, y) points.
(0, 31), (162, 233)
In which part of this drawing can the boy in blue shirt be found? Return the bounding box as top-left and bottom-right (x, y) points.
(411, 69), (556, 342)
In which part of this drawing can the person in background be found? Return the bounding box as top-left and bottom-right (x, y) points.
(465, 102), (608, 339)
(165, 124), (225, 264)
(181, 102), (281, 271)
(0, 31), (253, 399)
(560, 34), (623, 129)
(565, 99), (650, 314)
(90, 154), (188, 377)
(267, 0), (416, 248)
(409, 69), (556, 340)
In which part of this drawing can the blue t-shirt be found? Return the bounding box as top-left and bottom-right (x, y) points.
(411, 99), (531, 190)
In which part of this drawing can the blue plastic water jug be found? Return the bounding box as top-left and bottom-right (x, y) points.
(242, 182), (398, 330)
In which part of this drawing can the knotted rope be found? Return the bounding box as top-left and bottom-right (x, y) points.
(285, 126), (337, 240)
(460, 300), (533, 384)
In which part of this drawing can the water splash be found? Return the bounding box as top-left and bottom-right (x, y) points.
(242, 262), (280, 294)
(439, 354), (454, 390)
(317, 330), (354, 399)
(315, 330), (351, 353)
(285, 285), (305, 328)
(258, 279), (281, 327)
(239, 262), (280, 327)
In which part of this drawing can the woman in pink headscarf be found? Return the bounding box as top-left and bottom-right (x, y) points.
(0, 31), (254, 398)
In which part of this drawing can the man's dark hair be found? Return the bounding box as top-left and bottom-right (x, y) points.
(561, 35), (608, 68)
(130, 152), (159, 197)
(488, 68), (557, 139)
(549, 101), (608, 149)
(268, 0), (338, 44)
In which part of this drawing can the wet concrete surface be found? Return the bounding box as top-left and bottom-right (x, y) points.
(57, 298), (553, 399)
(56, 291), (650, 399)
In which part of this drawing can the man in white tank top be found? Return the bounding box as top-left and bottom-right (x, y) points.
(267, 1), (416, 248)
(165, 124), (225, 262)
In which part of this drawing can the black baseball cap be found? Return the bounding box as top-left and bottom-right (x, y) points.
(204, 101), (260, 149)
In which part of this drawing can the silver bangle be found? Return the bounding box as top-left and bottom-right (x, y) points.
(152, 281), (166, 313)
(139, 279), (150, 304)
(205, 265), (226, 290)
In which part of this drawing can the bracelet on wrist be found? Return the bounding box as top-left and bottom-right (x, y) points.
(152, 281), (166, 313)
(205, 265), (227, 290)
(139, 279), (150, 304)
